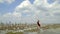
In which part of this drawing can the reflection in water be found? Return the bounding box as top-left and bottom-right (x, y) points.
(24, 28), (60, 34)
(0, 30), (6, 34)
(24, 32), (37, 34)
(0, 28), (60, 34)
(37, 29), (40, 34)
(24, 29), (43, 34)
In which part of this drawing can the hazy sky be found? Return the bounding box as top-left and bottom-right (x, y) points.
(0, 0), (60, 24)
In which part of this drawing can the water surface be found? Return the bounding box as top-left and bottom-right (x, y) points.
(0, 28), (60, 34)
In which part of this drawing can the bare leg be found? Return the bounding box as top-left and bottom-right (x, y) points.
(37, 26), (41, 34)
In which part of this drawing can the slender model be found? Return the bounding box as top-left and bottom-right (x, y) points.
(37, 20), (41, 27)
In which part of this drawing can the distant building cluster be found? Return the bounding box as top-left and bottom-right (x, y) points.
(0, 23), (37, 30)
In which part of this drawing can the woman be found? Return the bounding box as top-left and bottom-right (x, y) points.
(37, 20), (41, 28)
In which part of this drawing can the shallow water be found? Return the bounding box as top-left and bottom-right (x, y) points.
(0, 28), (60, 34)
(24, 29), (60, 34)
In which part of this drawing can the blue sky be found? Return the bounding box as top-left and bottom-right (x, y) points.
(0, 0), (24, 14)
(47, 0), (55, 4)
(0, 0), (53, 14)
(0, 0), (60, 24)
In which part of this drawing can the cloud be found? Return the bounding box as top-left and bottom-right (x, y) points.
(0, 0), (4, 3)
(0, 12), (21, 23)
(0, 0), (15, 4)
(15, 0), (32, 9)
(0, 0), (60, 24)
(13, 0), (60, 24)
(3, 12), (21, 17)
(14, 0), (59, 24)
